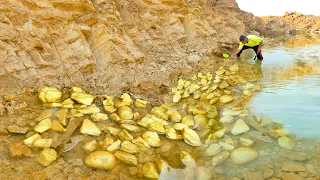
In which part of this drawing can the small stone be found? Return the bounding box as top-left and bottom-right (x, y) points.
(275, 128), (290, 137)
(244, 171), (264, 180)
(137, 115), (154, 128)
(104, 105), (117, 113)
(173, 93), (182, 103)
(107, 140), (121, 153)
(173, 123), (189, 131)
(205, 144), (222, 156)
(79, 105), (100, 115)
(135, 99), (147, 108)
(278, 136), (295, 150)
(70, 92), (95, 105)
(148, 121), (165, 134)
(182, 127), (202, 147)
(282, 162), (306, 172)
(231, 119), (250, 135)
(24, 133), (42, 146)
(34, 118), (52, 133)
(37, 148), (57, 166)
(181, 116), (194, 127)
(80, 119), (101, 136)
(114, 151), (138, 165)
(85, 151), (116, 170)
(262, 167), (274, 179)
(118, 129), (133, 140)
(10, 142), (33, 157)
(219, 81), (229, 89)
(220, 116), (234, 124)
(82, 140), (98, 152)
(51, 120), (66, 133)
(230, 147), (258, 165)
(101, 138), (114, 149)
(165, 127), (181, 140)
(33, 139), (53, 148)
(213, 129), (225, 138)
(282, 172), (303, 180)
(143, 162), (159, 179)
(132, 137), (150, 148)
(121, 140), (139, 154)
(239, 138), (254, 147)
(142, 131), (161, 147)
(39, 87), (62, 103)
(7, 124), (29, 134)
(229, 65), (239, 72)
(212, 151), (230, 166)
(110, 113), (120, 122)
(106, 127), (120, 136)
(219, 95), (233, 104)
(243, 90), (252, 96)
(55, 109), (68, 126)
(91, 113), (108, 121)
(118, 106), (133, 120)
(219, 142), (235, 151)
(121, 124), (140, 132)
(279, 149), (307, 161)
(168, 110), (182, 123)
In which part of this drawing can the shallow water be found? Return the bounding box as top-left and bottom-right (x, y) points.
(250, 44), (320, 139)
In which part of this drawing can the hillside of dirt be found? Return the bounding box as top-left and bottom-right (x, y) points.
(0, 0), (255, 96)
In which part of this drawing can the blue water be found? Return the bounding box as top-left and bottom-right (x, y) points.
(250, 44), (320, 139)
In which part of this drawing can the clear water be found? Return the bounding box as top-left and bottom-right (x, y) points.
(250, 44), (320, 139)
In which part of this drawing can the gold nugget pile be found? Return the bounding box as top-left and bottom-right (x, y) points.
(19, 64), (282, 179)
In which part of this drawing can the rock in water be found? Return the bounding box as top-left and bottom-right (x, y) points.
(85, 151), (116, 170)
(182, 127), (202, 146)
(143, 162), (159, 179)
(205, 144), (222, 156)
(118, 106), (133, 120)
(230, 147), (258, 165)
(231, 119), (250, 135)
(34, 118), (52, 133)
(7, 124), (29, 134)
(114, 151), (138, 165)
(278, 136), (295, 150)
(37, 148), (57, 166)
(80, 119), (101, 136)
(219, 95), (233, 104)
(212, 151), (230, 166)
(142, 131), (161, 147)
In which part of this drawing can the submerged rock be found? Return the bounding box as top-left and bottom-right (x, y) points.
(212, 151), (230, 166)
(182, 127), (202, 146)
(37, 148), (57, 166)
(85, 151), (116, 170)
(219, 95), (233, 104)
(51, 120), (66, 133)
(55, 109), (68, 126)
(142, 131), (161, 147)
(205, 144), (222, 156)
(114, 151), (138, 165)
(230, 147), (258, 165)
(79, 105), (100, 115)
(107, 140), (121, 153)
(278, 136), (295, 150)
(118, 106), (133, 120)
(121, 140), (139, 154)
(82, 140), (98, 152)
(231, 119), (250, 135)
(118, 129), (133, 140)
(34, 118), (52, 133)
(135, 99), (147, 108)
(80, 119), (101, 136)
(143, 162), (159, 179)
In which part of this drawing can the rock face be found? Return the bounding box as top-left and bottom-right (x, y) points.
(0, 0), (250, 94)
(230, 147), (258, 165)
(85, 151), (116, 170)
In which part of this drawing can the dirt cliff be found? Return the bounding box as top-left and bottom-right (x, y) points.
(0, 0), (256, 95)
